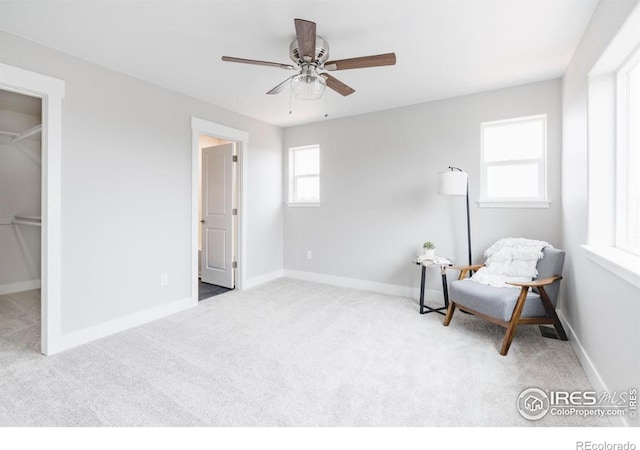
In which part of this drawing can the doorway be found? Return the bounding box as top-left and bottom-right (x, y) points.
(0, 89), (42, 351)
(190, 117), (248, 304)
(198, 136), (235, 300)
(1, 63), (65, 355)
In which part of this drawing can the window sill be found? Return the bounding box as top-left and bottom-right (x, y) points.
(477, 200), (551, 208)
(287, 202), (321, 208)
(582, 245), (640, 290)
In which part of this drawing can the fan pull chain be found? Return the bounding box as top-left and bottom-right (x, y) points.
(324, 92), (328, 118)
(289, 83), (293, 115)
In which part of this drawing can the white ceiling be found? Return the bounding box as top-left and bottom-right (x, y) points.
(0, 1), (598, 127)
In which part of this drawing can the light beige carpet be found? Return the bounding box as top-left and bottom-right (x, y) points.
(0, 280), (609, 426)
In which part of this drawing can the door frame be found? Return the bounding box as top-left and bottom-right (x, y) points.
(0, 63), (65, 355)
(191, 117), (248, 303)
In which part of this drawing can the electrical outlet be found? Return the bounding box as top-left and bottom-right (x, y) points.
(306, 250), (312, 260)
(160, 274), (169, 286)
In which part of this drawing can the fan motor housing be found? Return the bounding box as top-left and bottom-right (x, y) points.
(290, 35), (330, 65)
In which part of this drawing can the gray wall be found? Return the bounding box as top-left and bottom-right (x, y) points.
(284, 79), (562, 293)
(0, 31), (284, 334)
(561, 0), (640, 402)
(0, 108), (41, 288)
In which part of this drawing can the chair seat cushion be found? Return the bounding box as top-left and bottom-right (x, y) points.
(450, 279), (547, 322)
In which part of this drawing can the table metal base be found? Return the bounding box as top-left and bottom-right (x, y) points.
(418, 264), (450, 316)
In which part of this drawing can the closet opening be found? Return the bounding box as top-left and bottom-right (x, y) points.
(0, 89), (42, 353)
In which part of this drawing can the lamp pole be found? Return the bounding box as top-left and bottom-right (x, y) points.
(449, 166), (472, 266)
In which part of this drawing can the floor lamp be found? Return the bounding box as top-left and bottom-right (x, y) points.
(437, 167), (472, 266)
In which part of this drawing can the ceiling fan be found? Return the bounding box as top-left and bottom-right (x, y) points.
(221, 18), (396, 100)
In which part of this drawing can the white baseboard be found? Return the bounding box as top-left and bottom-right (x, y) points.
(247, 267), (446, 304)
(243, 269), (284, 289)
(51, 296), (194, 355)
(557, 309), (629, 427)
(283, 269), (438, 300)
(0, 279), (41, 295)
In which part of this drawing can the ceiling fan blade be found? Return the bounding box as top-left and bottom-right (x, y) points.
(294, 18), (316, 60)
(266, 76), (295, 95)
(324, 53), (396, 71)
(321, 73), (355, 96)
(222, 56), (295, 70)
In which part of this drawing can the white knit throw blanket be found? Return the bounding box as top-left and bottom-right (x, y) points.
(470, 238), (551, 288)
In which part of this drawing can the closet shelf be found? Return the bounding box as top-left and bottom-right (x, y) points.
(11, 216), (41, 227)
(1, 125), (42, 144)
(10, 125), (42, 144)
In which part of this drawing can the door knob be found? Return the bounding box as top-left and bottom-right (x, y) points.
(199, 220), (205, 223)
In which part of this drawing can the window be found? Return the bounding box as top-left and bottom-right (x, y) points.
(583, 5), (640, 290)
(288, 145), (320, 205)
(582, 8), (640, 288)
(616, 47), (640, 256)
(479, 115), (549, 207)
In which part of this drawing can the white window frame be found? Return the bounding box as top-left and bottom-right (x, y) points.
(478, 114), (550, 208)
(287, 144), (321, 206)
(583, 3), (640, 292)
(615, 46), (640, 257)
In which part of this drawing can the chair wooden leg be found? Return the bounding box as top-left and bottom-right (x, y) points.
(538, 286), (568, 341)
(553, 321), (568, 341)
(500, 287), (529, 356)
(500, 324), (518, 356)
(443, 302), (456, 326)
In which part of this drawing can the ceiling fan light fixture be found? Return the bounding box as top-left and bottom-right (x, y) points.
(291, 66), (326, 100)
(222, 18), (396, 101)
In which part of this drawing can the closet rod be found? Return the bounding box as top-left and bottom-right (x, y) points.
(11, 216), (41, 227)
(11, 219), (42, 227)
(10, 124), (42, 144)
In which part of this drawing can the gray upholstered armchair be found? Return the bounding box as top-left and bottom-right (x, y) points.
(443, 247), (568, 356)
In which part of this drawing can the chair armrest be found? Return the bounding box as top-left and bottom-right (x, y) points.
(506, 275), (562, 288)
(447, 264), (484, 280)
(447, 264), (485, 271)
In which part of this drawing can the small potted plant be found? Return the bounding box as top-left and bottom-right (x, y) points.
(423, 241), (436, 258)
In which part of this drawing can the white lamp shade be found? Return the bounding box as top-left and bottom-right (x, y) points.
(437, 170), (468, 196)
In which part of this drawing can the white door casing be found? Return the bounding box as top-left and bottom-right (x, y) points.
(0, 63), (65, 355)
(200, 143), (235, 288)
(190, 117), (247, 303)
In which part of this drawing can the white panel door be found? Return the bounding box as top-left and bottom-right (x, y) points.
(200, 143), (234, 288)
